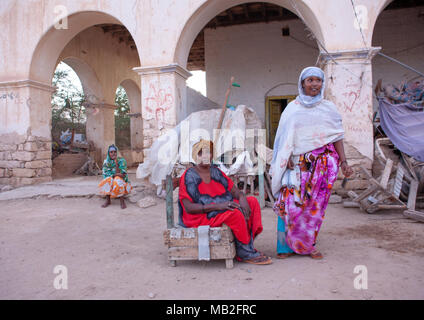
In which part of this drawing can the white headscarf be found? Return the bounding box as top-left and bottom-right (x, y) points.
(270, 67), (345, 198)
(296, 66), (325, 107)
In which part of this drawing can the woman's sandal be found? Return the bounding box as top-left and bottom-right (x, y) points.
(310, 249), (323, 259)
(276, 252), (296, 259)
(242, 254), (273, 265)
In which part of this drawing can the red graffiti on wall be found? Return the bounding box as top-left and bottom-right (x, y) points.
(144, 83), (174, 129)
(342, 89), (360, 113)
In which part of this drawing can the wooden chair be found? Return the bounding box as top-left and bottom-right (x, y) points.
(162, 175), (236, 268)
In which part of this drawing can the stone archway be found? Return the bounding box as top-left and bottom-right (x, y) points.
(173, 0), (324, 69)
(173, 1), (323, 147)
(0, 10), (142, 186)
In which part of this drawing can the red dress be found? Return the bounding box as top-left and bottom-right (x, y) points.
(178, 168), (263, 244)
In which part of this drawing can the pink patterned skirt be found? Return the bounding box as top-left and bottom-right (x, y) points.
(273, 143), (340, 255)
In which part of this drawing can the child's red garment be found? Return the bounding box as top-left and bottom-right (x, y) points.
(178, 167), (263, 244)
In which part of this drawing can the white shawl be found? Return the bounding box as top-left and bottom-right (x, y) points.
(270, 67), (345, 198)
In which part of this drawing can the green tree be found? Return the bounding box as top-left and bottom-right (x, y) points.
(51, 63), (86, 142)
(114, 86), (131, 149)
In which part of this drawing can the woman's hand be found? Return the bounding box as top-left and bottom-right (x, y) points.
(287, 158), (295, 170)
(215, 201), (241, 212)
(341, 161), (353, 177)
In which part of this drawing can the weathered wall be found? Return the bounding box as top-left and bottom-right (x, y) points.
(0, 84), (53, 186)
(204, 20), (318, 124)
(0, 0), (403, 187)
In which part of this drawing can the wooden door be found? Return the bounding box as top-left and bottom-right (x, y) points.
(265, 96), (296, 148)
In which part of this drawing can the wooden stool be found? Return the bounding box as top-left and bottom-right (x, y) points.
(162, 175), (236, 268)
(163, 224), (236, 268)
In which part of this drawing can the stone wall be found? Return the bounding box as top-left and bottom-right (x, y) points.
(0, 135), (52, 187)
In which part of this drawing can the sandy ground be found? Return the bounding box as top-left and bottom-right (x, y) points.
(0, 174), (423, 300)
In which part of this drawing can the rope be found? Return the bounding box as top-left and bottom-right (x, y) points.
(377, 52), (424, 78)
(350, 0), (368, 48)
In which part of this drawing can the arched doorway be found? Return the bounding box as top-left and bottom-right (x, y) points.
(175, 1), (322, 147)
(27, 11), (142, 179)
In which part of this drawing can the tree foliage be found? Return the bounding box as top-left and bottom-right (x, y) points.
(50, 63), (132, 149)
(114, 86), (131, 149)
(51, 64), (86, 142)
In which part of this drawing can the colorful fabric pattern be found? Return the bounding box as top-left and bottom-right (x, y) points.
(382, 80), (424, 105)
(273, 143), (339, 255)
(102, 145), (129, 183)
(98, 176), (132, 198)
(179, 167), (263, 244)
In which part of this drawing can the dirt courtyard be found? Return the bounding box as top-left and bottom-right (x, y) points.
(0, 175), (423, 300)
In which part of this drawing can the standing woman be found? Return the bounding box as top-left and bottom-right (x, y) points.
(98, 144), (132, 209)
(270, 67), (353, 259)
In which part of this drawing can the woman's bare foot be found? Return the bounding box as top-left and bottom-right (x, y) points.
(101, 196), (111, 208)
(310, 249), (323, 259)
(120, 197), (127, 209)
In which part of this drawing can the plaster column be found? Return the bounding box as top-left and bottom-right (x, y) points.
(0, 80), (54, 186)
(133, 64), (192, 158)
(318, 47), (381, 190)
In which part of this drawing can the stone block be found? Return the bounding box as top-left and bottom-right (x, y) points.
(37, 167), (52, 177)
(0, 178), (12, 186)
(328, 194), (342, 204)
(12, 151), (36, 162)
(25, 160), (49, 169)
(0, 168), (4, 177)
(41, 142), (51, 151)
(0, 160), (22, 169)
(0, 133), (27, 145)
(13, 168), (37, 178)
(23, 142), (39, 152)
(137, 196), (157, 208)
(0, 144), (17, 152)
(5, 168), (13, 177)
(27, 136), (51, 143)
(35, 150), (51, 160)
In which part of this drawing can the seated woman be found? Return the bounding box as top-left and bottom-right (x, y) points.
(178, 139), (272, 265)
(98, 144), (132, 209)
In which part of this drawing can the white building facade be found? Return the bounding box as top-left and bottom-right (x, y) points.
(0, 0), (423, 187)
